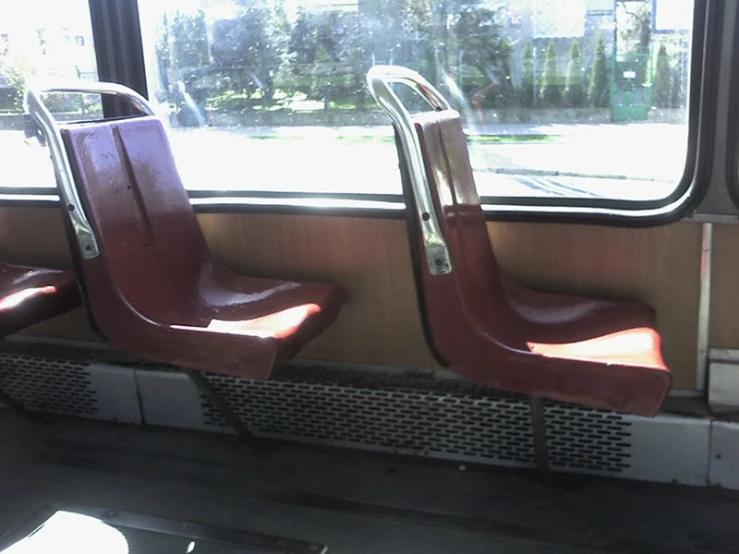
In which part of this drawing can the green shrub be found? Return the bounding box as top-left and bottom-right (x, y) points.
(521, 41), (535, 108)
(539, 41), (561, 107)
(496, 39), (516, 107)
(348, 47), (367, 110)
(565, 40), (585, 108)
(653, 43), (672, 108)
(0, 65), (25, 113)
(670, 66), (684, 109)
(588, 36), (609, 107)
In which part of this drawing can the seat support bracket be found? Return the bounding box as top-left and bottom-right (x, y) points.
(529, 396), (550, 480)
(185, 370), (266, 448)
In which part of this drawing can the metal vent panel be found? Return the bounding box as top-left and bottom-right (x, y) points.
(0, 352), (98, 416)
(545, 404), (632, 473)
(0, 340), (713, 487)
(0, 341), (141, 424)
(201, 376), (537, 466)
(199, 372), (635, 473)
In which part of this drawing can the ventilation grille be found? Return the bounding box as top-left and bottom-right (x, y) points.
(0, 352), (98, 416)
(546, 404), (631, 473)
(201, 372), (634, 472)
(0, 341), (634, 474)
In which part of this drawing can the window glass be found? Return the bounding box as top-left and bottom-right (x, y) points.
(0, 0), (100, 189)
(138, 0), (694, 202)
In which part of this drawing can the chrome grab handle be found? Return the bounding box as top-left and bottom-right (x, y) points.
(24, 82), (156, 260)
(366, 65), (453, 275)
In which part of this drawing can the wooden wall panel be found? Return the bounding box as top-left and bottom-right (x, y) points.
(198, 213), (437, 368)
(0, 206), (711, 390)
(710, 224), (739, 349)
(0, 207), (72, 268)
(0, 207), (99, 341)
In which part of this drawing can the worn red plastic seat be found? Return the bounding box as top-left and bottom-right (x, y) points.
(51, 111), (342, 379)
(369, 66), (670, 416)
(0, 262), (80, 416)
(0, 263), (80, 337)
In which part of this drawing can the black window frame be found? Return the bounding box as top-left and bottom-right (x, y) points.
(722, 0), (739, 213)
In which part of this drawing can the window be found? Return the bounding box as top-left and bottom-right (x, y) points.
(136, 0), (697, 207)
(0, 0), (703, 214)
(0, 0), (99, 190)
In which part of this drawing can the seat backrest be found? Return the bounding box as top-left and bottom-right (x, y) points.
(411, 110), (524, 348)
(61, 117), (209, 321)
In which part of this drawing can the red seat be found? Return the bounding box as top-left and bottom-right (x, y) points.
(0, 263), (80, 337)
(60, 116), (342, 379)
(404, 110), (670, 416)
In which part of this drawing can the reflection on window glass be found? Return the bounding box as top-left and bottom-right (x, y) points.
(139, 0), (694, 202)
(0, 0), (99, 188)
(2, 512), (129, 554)
(1, 510), (316, 554)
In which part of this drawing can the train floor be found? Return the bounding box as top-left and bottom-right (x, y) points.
(1, 410), (739, 554)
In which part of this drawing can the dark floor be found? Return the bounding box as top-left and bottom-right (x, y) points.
(1, 410), (739, 554)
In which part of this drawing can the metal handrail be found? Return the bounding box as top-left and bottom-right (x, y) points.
(366, 65), (453, 275)
(24, 82), (156, 259)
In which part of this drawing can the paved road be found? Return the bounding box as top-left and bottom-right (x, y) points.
(0, 122), (687, 201)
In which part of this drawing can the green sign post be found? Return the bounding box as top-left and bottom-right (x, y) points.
(610, 52), (652, 122)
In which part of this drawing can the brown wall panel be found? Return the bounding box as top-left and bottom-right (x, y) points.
(0, 207), (72, 268)
(198, 213), (437, 368)
(0, 207), (99, 341)
(0, 206), (708, 390)
(710, 224), (739, 349)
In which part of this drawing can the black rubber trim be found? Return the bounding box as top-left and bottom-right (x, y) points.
(0, 187), (58, 196)
(188, 189), (406, 218)
(725, 0), (739, 209)
(187, 189), (403, 203)
(192, 202), (406, 219)
(0, 192), (407, 218)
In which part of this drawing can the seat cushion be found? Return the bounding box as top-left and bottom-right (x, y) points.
(528, 327), (667, 369)
(0, 264), (81, 337)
